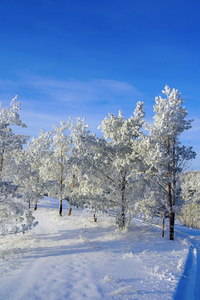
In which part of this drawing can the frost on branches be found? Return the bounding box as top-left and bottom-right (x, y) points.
(69, 103), (147, 228)
(14, 128), (52, 210)
(68, 117), (96, 213)
(146, 86), (196, 240)
(98, 102), (147, 228)
(39, 121), (72, 216)
(0, 87), (197, 240)
(178, 171), (200, 228)
(0, 97), (36, 235)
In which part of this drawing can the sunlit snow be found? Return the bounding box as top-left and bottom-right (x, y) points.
(1, 197), (200, 299)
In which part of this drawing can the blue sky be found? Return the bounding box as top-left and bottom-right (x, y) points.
(0, 0), (200, 169)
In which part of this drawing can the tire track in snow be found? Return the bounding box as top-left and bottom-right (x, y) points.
(174, 230), (200, 300)
(194, 245), (200, 299)
(174, 245), (197, 299)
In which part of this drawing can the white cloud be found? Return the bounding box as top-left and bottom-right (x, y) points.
(0, 74), (145, 135)
(18, 75), (143, 106)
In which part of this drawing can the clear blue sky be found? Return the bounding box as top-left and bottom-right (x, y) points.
(0, 0), (199, 169)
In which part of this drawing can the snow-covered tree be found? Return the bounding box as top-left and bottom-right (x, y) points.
(146, 86), (196, 240)
(69, 117), (110, 220)
(178, 171), (200, 228)
(98, 103), (147, 228)
(72, 103), (146, 228)
(14, 129), (52, 210)
(68, 117), (93, 213)
(0, 182), (37, 235)
(40, 122), (72, 215)
(0, 96), (28, 181)
(0, 96), (36, 234)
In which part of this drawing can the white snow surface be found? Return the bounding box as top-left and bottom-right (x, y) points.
(1, 197), (200, 300)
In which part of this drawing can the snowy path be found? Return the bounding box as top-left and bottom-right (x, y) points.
(173, 228), (200, 300)
(0, 198), (195, 299)
(1, 208), (102, 299)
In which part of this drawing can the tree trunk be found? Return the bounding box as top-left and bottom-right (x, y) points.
(59, 199), (62, 216)
(0, 149), (4, 178)
(34, 199), (37, 211)
(162, 210), (165, 238)
(93, 213), (97, 222)
(120, 174), (126, 228)
(68, 207), (72, 216)
(170, 139), (176, 240)
(183, 215), (186, 227)
(28, 199), (31, 209)
(59, 150), (63, 216)
(68, 173), (75, 216)
(167, 137), (174, 240)
(169, 209), (175, 240)
(168, 181), (175, 240)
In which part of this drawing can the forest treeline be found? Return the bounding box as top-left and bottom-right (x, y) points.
(0, 86), (199, 240)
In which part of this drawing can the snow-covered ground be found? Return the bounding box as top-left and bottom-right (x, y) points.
(1, 197), (200, 300)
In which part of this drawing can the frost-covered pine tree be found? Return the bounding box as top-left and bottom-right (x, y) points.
(69, 126), (115, 219)
(69, 117), (122, 221)
(68, 117), (93, 212)
(74, 102), (146, 228)
(0, 96), (28, 181)
(40, 122), (72, 215)
(0, 96), (36, 235)
(14, 128), (52, 210)
(98, 103), (146, 228)
(147, 86), (196, 240)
